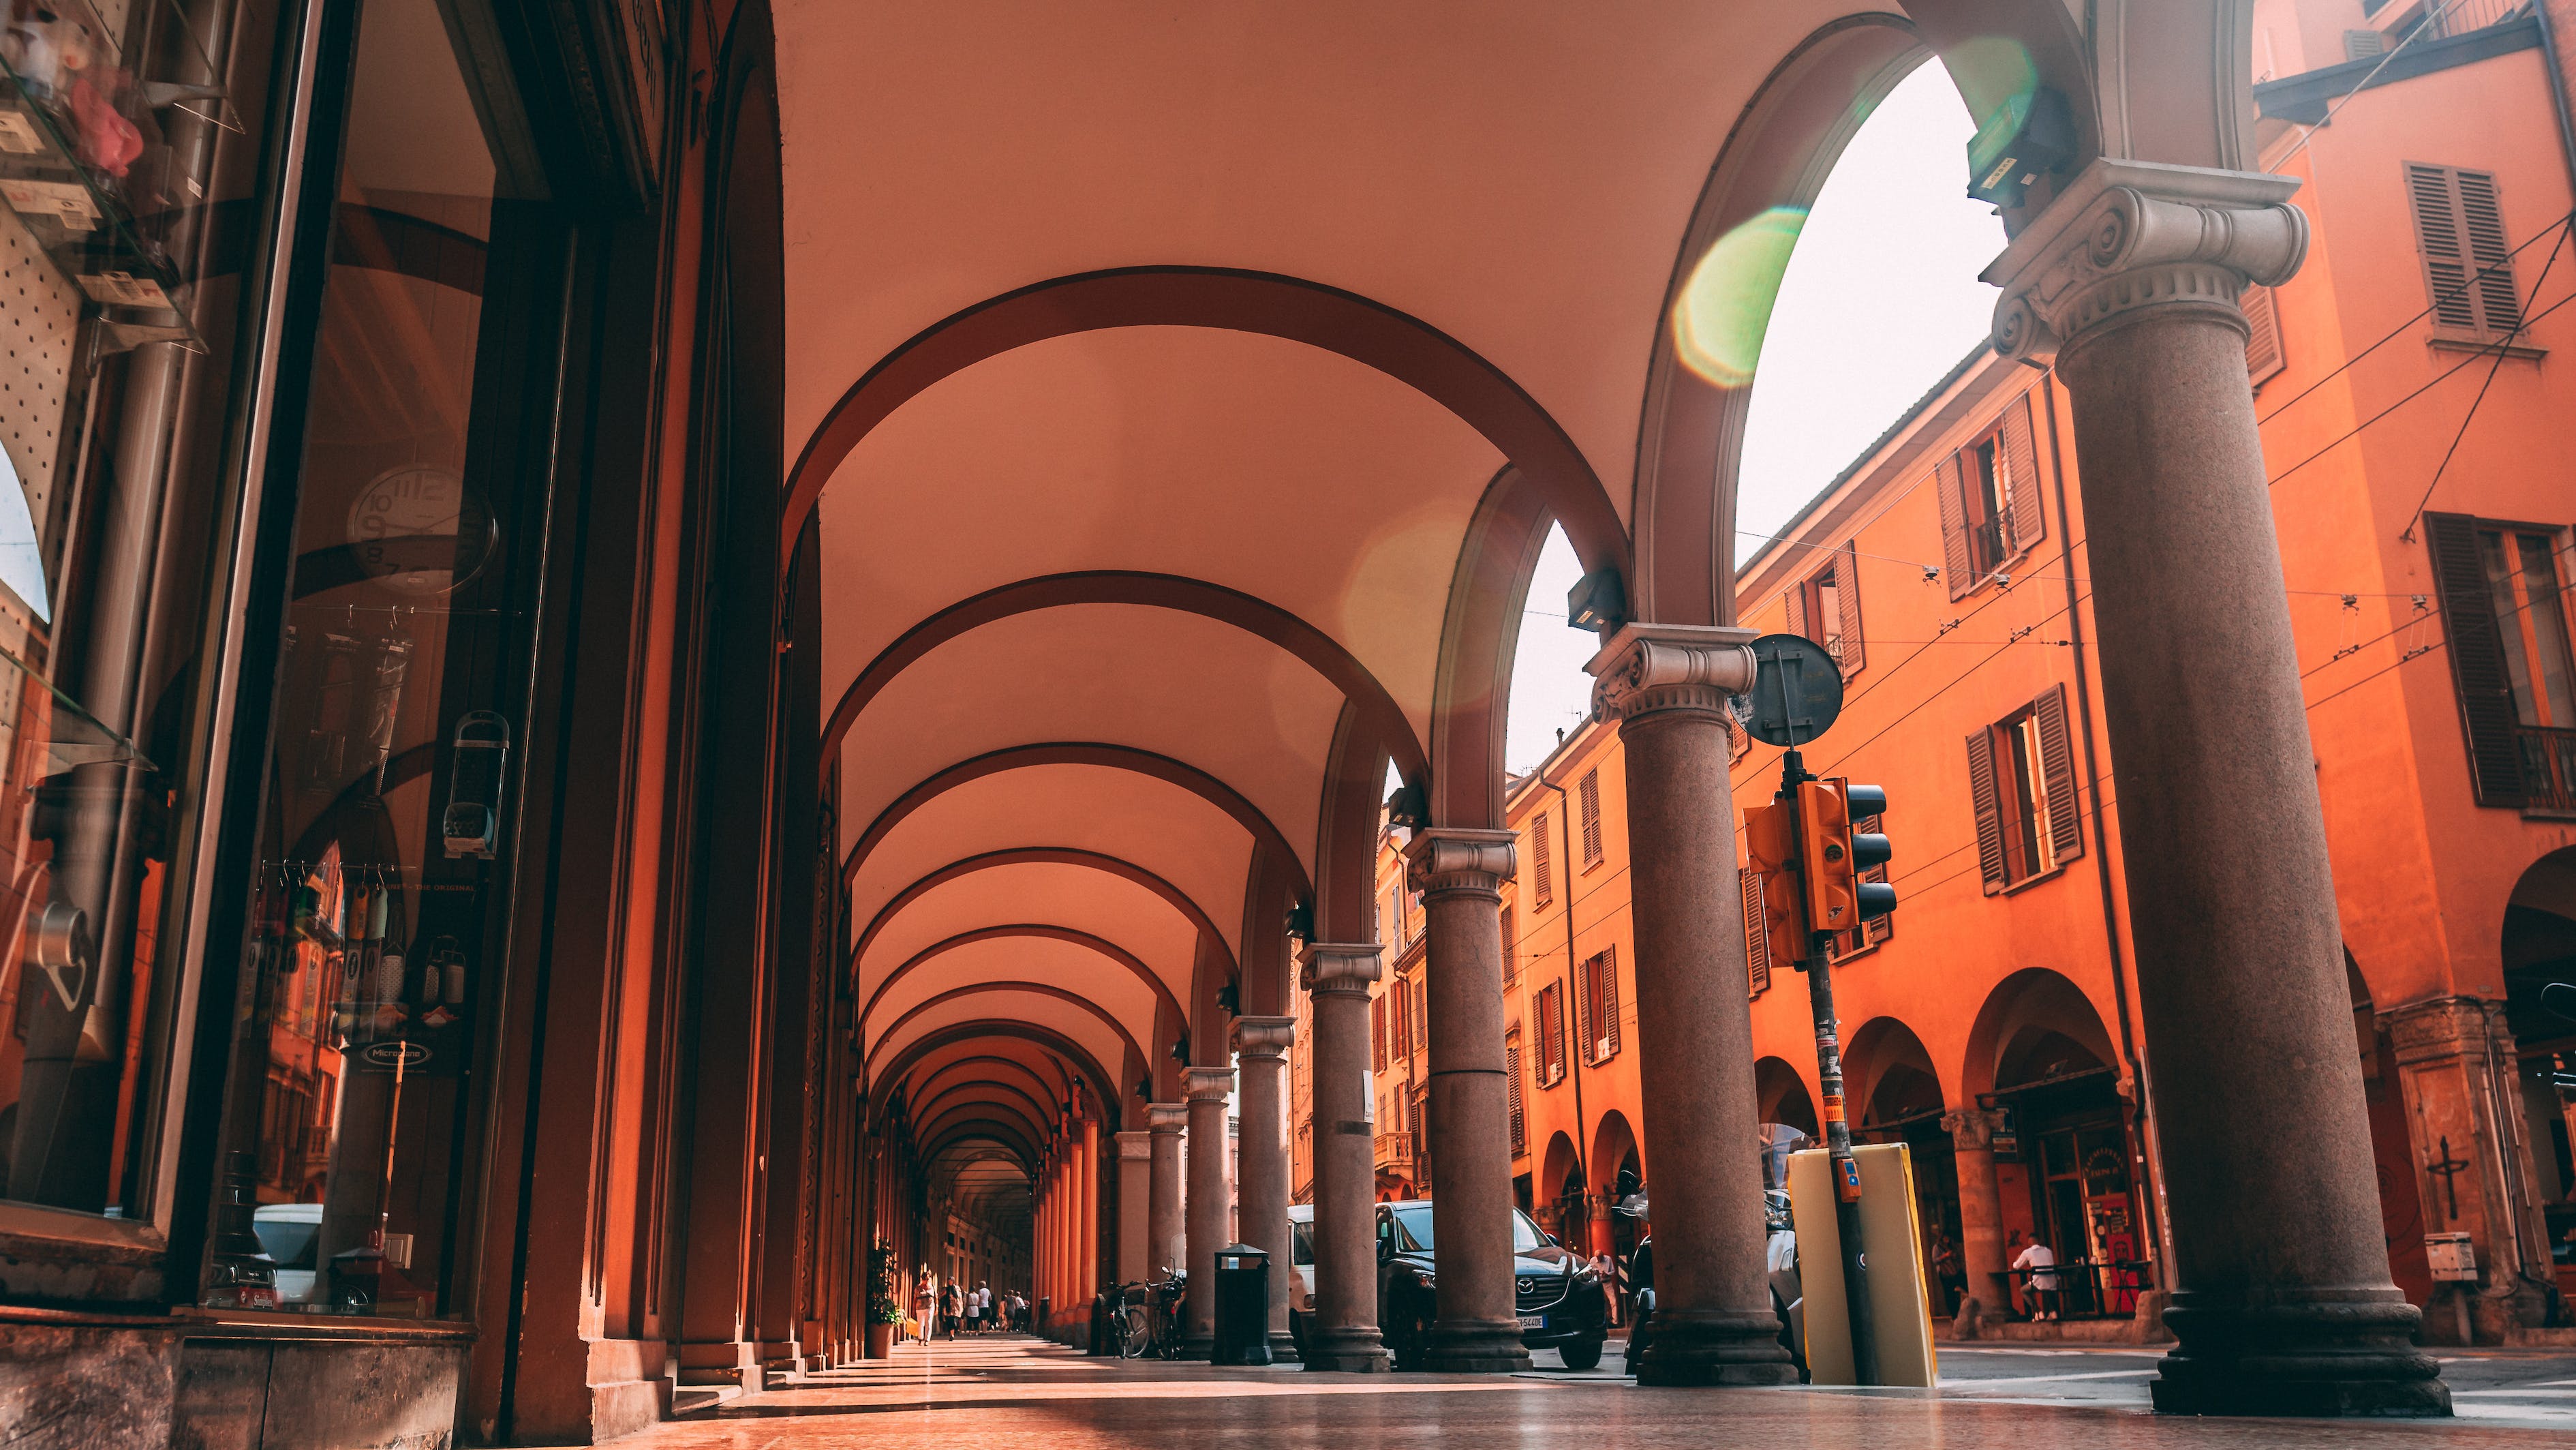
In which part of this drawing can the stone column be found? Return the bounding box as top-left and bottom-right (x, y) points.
(1182, 1063), (1234, 1357)
(1081, 1117), (1102, 1311)
(1943, 1108), (2012, 1320)
(1115, 1130), (1152, 1285)
(1404, 828), (1532, 1372)
(1234, 1014), (1300, 1361)
(1148, 1102), (1187, 1284)
(1298, 941), (1391, 1372)
(1585, 624), (1795, 1387)
(1986, 158), (2443, 1416)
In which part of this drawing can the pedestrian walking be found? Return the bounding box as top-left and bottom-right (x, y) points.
(941, 1282), (962, 1338)
(915, 1269), (938, 1342)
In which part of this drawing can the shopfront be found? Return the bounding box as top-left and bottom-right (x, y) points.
(0, 0), (696, 1443)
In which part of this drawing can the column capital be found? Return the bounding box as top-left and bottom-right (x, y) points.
(1183, 1065), (1235, 1102)
(1231, 1014), (1296, 1059)
(1114, 1129), (1152, 1160)
(1402, 827), (1515, 898)
(1585, 622), (1758, 721)
(1982, 157), (2306, 364)
(1941, 1106), (2010, 1149)
(1147, 1101), (1189, 1134)
(1298, 941), (1383, 996)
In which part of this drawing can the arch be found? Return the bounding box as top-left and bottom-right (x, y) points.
(1963, 967), (2117, 1100)
(855, 847), (1236, 972)
(782, 266), (1627, 583)
(913, 1055), (1066, 1117)
(868, 984), (1148, 1083)
(825, 573), (1427, 780)
(1845, 1016), (1948, 1128)
(857, 924), (1189, 1048)
(1538, 1130), (1582, 1200)
(1755, 1055), (1818, 1138)
(874, 1021), (1121, 1119)
(911, 1079), (1057, 1141)
(1589, 1109), (1640, 1192)
(846, 746), (1310, 900)
(918, 1116), (1042, 1169)
(1428, 466), (1554, 828)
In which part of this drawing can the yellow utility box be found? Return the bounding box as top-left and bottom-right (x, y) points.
(1787, 1142), (1939, 1387)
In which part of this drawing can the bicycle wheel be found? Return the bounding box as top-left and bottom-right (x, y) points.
(1119, 1303), (1150, 1359)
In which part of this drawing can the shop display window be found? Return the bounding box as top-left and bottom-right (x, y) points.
(200, 0), (549, 1318)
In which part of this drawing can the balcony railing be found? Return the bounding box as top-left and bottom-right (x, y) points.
(2427, 0), (2529, 40)
(1373, 1132), (1412, 1170)
(2519, 723), (2576, 813)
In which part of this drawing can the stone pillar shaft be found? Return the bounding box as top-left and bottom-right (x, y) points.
(1299, 942), (1390, 1371)
(1944, 1109), (2012, 1315)
(1115, 1130), (1152, 1287)
(1182, 1065), (1233, 1357)
(1147, 1103), (1187, 1286)
(1586, 624), (1794, 1387)
(1082, 1118), (1100, 1308)
(1405, 828), (1532, 1372)
(1987, 157), (2442, 1417)
(1234, 1014), (1300, 1360)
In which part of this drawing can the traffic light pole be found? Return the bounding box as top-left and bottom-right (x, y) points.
(1777, 746), (1877, 1387)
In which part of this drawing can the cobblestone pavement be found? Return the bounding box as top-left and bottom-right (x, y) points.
(595, 1333), (2576, 1447)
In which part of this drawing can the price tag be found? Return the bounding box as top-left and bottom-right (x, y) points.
(1, 179), (98, 231)
(0, 111), (44, 155)
(78, 272), (174, 309)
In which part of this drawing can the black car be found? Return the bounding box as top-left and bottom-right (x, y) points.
(1375, 1200), (1609, 1370)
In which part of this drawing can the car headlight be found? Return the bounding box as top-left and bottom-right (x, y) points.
(1572, 1268), (1599, 1288)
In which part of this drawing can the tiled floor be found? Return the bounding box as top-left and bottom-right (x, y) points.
(592, 1333), (2576, 1448)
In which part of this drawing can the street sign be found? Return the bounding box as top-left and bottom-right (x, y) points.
(1746, 633), (1843, 747)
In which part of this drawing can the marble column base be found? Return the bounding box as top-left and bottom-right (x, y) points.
(1302, 1325), (1392, 1372)
(1631, 1309), (1796, 1387)
(1417, 1318), (1532, 1373)
(2151, 1297), (2449, 1417)
(1266, 1328), (1301, 1363)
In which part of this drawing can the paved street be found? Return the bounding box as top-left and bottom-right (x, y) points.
(606, 1335), (2576, 1448)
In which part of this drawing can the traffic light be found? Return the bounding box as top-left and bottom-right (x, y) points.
(1740, 800), (1808, 970)
(1796, 779), (1896, 937)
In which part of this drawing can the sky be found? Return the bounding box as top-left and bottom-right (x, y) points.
(1501, 63), (2004, 778)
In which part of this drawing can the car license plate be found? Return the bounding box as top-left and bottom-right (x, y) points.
(1516, 1314), (1544, 1329)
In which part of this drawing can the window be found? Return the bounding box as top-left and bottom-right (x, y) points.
(1500, 905), (1517, 988)
(1578, 947), (1621, 1063)
(1784, 544), (1867, 678)
(1530, 812), (1553, 907)
(1937, 393), (2044, 598)
(2407, 164), (2521, 339)
(2243, 284), (2286, 387)
(1740, 869), (1773, 999)
(1532, 982), (1567, 1087)
(1968, 684), (2085, 891)
(1578, 770), (1604, 866)
(1505, 1031), (1526, 1154)
(2426, 513), (2576, 811)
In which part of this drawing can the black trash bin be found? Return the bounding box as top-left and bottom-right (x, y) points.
(1212, 1243), (1272, 1366)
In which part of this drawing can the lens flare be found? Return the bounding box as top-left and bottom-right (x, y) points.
(1672, 206), (1807, 389)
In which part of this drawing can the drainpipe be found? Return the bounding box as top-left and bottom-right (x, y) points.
(2040, 373), (2171, 1297)
(2529, 1), (2576, 194)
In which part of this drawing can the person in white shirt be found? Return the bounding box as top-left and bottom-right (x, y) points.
(2012, 1237), (2061, 1322)
(977, 1284), (992, 1332)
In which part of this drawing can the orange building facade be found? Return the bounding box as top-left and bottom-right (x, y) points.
(1298, 5), (2576, 1344)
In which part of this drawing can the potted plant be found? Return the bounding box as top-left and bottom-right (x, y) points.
(866, 1245), (903, 1359)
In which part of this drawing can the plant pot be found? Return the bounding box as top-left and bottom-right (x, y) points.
(866, 1321), (896, 1359)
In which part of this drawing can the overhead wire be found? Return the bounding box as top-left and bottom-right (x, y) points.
(2398, 213), (2575, 536)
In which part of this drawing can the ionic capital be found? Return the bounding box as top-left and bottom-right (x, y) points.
(1231, 1014), (1296, 1059)
(1941, 1107), (2009, 1149)
(1982, 158), (2307, 363)
(1298, 941), (1383, 997)
(1147, 1101), (1189, 1134)
(1114, 1129), (1152, 1161)
(1403, 827), (1515, 898)
(1585, 622), (1758, 721)
(1183, 1065), (1235, 1102)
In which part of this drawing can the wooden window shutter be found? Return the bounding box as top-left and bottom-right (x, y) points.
(1783, 579), (1811, 642)
(1575, 954), (1594, 1062)
(1837, 544), (1865, 677)
(2456, 170), (2521, 334)
(1578, 770), (1603, 864)
(1531, 813), (1552, 906)
(1741, 868), (1772, 998)
(1600, 945), (1620, 1057)
(1500, 905), (1516, 986)
(1551, 984), (1568, 1083)
(1413, 977), (1427, 1053)
(1967, 727), (2010, 893)
(1372, 997), (1386, 1072)
(2343, 28), (2389, 61)
(2032, 682), (2085, 864)
(1937, 454), (1973, 599)
(2408, 163), (2519, 334)
(1505, 1038), (1524, 1153)
(2423, 512), (2532, 805)
(2242, 284), (2286, 386)
(2002, 393), (2045, 555)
